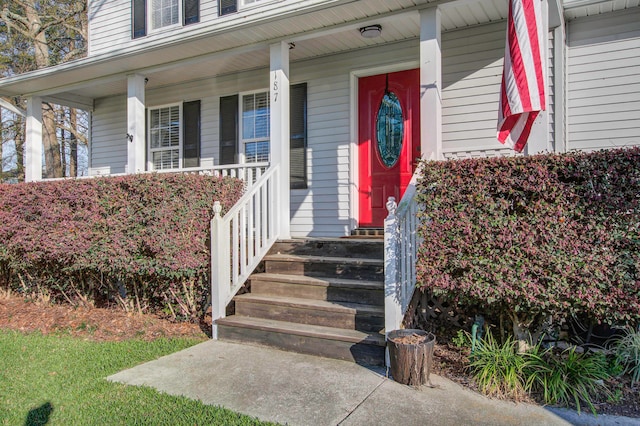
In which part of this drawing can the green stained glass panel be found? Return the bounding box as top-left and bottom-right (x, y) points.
(376, 92), (403, 168)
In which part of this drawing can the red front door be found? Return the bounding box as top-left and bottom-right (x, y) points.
(358, 69), (420, 227)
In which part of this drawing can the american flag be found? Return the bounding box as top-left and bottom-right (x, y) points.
(497, 0), (546, 152)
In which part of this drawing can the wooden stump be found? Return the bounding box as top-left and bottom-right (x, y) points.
(387, 329), (436, 386)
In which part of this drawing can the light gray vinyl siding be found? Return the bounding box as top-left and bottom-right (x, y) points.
(88, 0), (218, 56)
(567, 8), (640, 152)
(88, 0), (130, 56)
(90, 96), (128, 175)
(441, 22), (507, 158)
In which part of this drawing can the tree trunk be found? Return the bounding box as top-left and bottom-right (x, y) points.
(1, 1), (88, 179)
(510, 311), (547, 353)
(15, 115), (25, 182)
(0, 107), (3, 181)
(24, 3), (62, 179)
(42, 103), (62, 178)
(69, 108), (77, 177)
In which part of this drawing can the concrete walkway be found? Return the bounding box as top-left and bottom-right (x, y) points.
(108, 340), (640, 426)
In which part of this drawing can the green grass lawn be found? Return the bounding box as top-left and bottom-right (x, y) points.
(0, 330), (276, 425)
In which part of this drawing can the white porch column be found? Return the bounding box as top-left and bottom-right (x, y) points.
(552, 23), (566, 153)
(127, 74), (146, 173)
(420, 7), (443, 160)
(25, 96), (43, 182)
(270, 42), (291, 239)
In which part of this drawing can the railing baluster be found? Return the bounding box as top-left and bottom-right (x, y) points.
(209, 164), (280, 338)
(384, 161), (425, 359)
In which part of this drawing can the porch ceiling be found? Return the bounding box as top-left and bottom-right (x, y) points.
(0, 0), (509, 105)
(563, 0), (640, 20)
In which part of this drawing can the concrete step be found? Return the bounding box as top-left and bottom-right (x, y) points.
(216, 316), (386, 366)
(250, 273), (384, 305)
(271, 239), (383, 259)
(264, 254), (384, 281)
(234, 294), (384, 332)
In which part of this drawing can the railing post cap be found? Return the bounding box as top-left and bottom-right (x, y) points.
(386, 197), (397, 215)
(213, 201), (222, 217)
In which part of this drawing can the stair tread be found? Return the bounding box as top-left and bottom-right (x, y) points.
(250, 273), (383, 287)
(265, 253), (383, 264)
(234, 293), (384, 314)
(277, 238), (382, 243)
(217, 316), (386, 346)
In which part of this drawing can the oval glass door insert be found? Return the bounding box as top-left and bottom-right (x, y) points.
(376, 92), (404, 168)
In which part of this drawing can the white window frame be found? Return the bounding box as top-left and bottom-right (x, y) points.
(240, 0), (265, 8)
(149, 0), (181, 32)
(147, 103), (183, 171)
(239, 89), (270, 163)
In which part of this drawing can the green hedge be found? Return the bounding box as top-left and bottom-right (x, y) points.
(416, 148), (640, 335)
(0, 173), (244, 321)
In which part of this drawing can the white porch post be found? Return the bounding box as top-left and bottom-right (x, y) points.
(127, 74), (146, 173)
(270, 42), (291, 239)
(25, 96), (43, 182)
(552, 23), (566, 153)
(420, 7), (443, 161)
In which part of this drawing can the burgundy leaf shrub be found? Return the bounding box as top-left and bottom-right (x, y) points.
(0, 173), (244, 321)
(415, 148), (640, 336)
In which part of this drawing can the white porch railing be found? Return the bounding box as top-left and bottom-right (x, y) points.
(384, 163), (424, 336)
(156, 162), (270, 186)
(210, 165), (281, 338)
(48, 162), (270, 187)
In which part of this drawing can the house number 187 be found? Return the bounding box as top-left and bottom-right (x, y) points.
(273, 71), (279, 103)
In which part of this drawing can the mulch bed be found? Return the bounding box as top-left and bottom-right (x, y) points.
(0, 293), (207, 342)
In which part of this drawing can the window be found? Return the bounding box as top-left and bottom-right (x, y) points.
(151, 0), (179, 30)
(241, 91), (270, 163)
(219, 83), (307, 188)
(148, 100), (201, 170)
(219, 0), (267, 16)
(149, 105), (181, 170)
(132, 0), (199, 38)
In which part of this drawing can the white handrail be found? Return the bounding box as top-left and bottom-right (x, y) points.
(47, 162), (270, 188)
(210, 165), (281, 338)
(384, 162), (424, 338)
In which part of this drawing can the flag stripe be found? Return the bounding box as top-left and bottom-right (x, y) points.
(497, 0), (546, 153)
(508, 0), (531, 111)
(523, 0), (545, 109)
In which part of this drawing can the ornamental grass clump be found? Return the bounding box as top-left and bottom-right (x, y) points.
(470, 331), (612, 414)
(528, 348), (611, 414)
(469, 332), (534, 400)
(613, 326), (640, 387)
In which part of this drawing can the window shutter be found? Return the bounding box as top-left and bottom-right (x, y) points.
(290, 83), (307, 189)
(219, 95), (239, 165)
(183, 100), (201, 168)
(132, 0), (146, 38)
(219, 0), (237, 16)
(183, 0), (200, 25)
